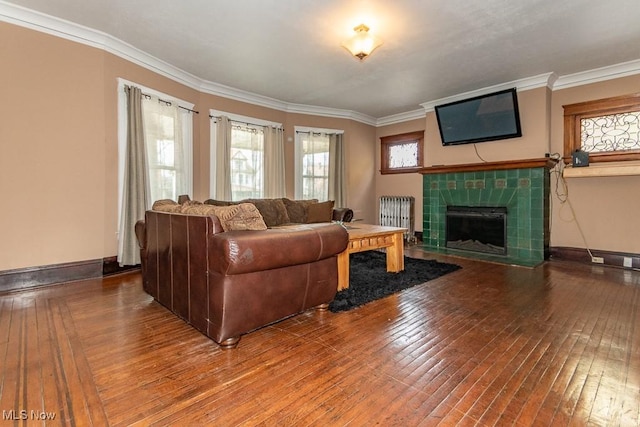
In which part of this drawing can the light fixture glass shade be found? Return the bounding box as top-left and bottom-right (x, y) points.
(342, 24), (383, 61)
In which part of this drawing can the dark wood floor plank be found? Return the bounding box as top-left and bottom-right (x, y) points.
(0, 298), (23, 421)
(0, 251), (639, 425)
(35, 298), (68, 425)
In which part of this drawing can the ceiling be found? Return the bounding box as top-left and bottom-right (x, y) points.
(4, 0), (640, 120)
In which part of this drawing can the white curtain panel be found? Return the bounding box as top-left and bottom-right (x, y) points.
(264, 126), (286, 198)
(213, 116), (232, 200)
(329, 133), (347, 208)
(118, 85), (148, 266)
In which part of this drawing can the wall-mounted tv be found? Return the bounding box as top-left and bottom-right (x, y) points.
(435, 88), (522, 146)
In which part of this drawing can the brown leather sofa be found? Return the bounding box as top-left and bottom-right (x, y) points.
(135, 210), (349, 349)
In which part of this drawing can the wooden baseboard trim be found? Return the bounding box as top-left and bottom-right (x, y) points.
(102, 256), (140, 276)
(550, 247), (639, 269)
(0, 259), (103, 293)
(0, 256), (142, 293)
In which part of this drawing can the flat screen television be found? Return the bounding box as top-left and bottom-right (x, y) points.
(435, 88), (522, 146)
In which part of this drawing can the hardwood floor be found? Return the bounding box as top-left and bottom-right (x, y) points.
(1, 249), (639, 426)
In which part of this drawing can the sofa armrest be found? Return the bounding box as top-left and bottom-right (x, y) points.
(210, 223), (348, 275)
(332, 208), (353, 223)
(135, 220), (146, 249)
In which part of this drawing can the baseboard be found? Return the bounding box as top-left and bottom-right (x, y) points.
(102, 256), (140, 276)
(0, 257), (140, 293)
(0, 259), (103, 293)
(550, 247), (639, 269)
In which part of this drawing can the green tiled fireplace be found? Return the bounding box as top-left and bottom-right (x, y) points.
(421, 159), (555, 267)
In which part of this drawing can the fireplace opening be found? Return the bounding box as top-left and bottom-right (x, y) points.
(446, 206), (507, 255)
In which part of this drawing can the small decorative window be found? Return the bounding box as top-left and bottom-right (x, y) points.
(380, 131), (424, 174)
(563, 93), (640, 163)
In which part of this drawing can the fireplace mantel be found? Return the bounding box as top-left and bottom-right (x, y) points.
(419, 158), (557, 175)
(421, 158), (554, 267)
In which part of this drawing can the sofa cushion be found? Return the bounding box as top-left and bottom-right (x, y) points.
(180, 203), (267, 232)
(152, 199), (182, 213)
(241, 198), (290, 227)
(307, 200), (335, 223)
(282, 198), (318, 223)
(204, 199), (236, 207)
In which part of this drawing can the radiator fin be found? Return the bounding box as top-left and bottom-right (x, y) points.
(379, 196), (416, 244)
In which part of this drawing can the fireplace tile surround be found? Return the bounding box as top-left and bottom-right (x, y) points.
(420, 159), (556, 267)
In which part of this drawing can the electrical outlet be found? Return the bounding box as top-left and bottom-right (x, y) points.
(623, 257), (633, 268)
(592, 256), (604, 264)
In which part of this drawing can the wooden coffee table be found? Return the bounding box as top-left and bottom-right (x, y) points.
(337, 224), (408, 290)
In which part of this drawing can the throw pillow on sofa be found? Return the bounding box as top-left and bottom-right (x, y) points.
(282, 198), (318, 223)
(240, 198), (290, 227)
(307, 200), (335, 223)
(152, 199), (182, 213)
(180, 203), (267, 232)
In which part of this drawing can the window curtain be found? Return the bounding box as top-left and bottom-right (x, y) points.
(263, 126), (285, 198)
(230, 123), (264, 200)
(328, 133), (347, 208)
(142, 96), (192, 203)
(212, 116), (232, 200)
(118, 85), (148, 266)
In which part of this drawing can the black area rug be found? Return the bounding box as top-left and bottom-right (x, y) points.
(329, 251), (461, 313)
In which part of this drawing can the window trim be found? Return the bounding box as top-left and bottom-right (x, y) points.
(116, 78), (194, 222)
(380, 131), (424, 174)
(294, 126), (343, 200)
(209, 110), (281, 200)
(563, 92), (640, 163)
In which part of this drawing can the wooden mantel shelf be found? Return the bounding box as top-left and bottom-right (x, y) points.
(563, 161), (640, 178)
(419, 158), (558, 175)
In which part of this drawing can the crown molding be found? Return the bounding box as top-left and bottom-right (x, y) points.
(553, 59), (640, 90)
(376, 109), (426, 127)
(0, 1), (376, 126)
(420, 73), (557, 112)
(285, 103), (377, 126)
(2, 1), (639, 128)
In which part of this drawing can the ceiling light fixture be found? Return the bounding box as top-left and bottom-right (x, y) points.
(341, 24), (383, 61)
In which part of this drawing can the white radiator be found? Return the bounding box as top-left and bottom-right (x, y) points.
(379, 196), (416, 244)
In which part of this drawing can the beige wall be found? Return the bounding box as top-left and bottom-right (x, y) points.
(0, 22), (376, 272)
(2, 21), (638, 273)
(426, 87), (551, 166)
(549, 75), (640, 254)
(375, 118), (426, 228)
(376, 82), (639, 254)
(1, 24), (107, 270)
(375, 88), (551, 233)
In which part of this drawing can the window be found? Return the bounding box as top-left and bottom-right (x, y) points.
(380, 131), (424, 174)
(298, 132), (330, 200)
(117, 79), (193, 210)
(229, 124), (264, 200)
(294, 127), (344, 201)
(210, 111), (284, 201)
(563, 93), (640, 163)
(142, 98), (193, 202)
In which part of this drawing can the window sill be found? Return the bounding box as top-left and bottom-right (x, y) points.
(563, 161), (640, 178)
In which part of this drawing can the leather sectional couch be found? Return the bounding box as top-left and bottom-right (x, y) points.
(135, 198), (350, 348)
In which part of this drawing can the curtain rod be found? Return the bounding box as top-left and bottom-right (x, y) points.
(295, 130), (340, 136)
(141, 92), (199, 114)
(209, 115), (283, 130)
(124, 84), (199, 114)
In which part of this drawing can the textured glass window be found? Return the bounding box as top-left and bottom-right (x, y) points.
(380, 131), (424, 174)
(563, 93), (640, 163)
(388, 142), (419, 168)
(581, 111), (640, 153)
